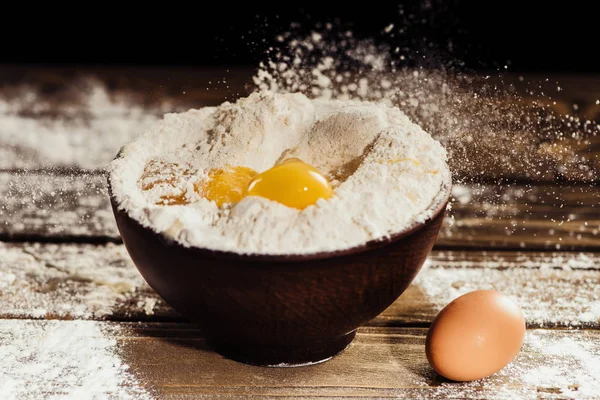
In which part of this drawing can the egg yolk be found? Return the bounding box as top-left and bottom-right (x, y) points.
(247, 158), (333, 210)
(197, 166), (258, 207)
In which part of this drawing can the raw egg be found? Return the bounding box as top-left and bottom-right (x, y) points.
(425, 290), (525, 382)
(197, 166), (258, 207)
(247, 158), (333, 210)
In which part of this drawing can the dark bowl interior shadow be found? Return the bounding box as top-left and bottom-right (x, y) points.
(109, 175), (451, 366)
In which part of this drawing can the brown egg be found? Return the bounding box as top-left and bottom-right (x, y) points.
(425, 290), (526, 382)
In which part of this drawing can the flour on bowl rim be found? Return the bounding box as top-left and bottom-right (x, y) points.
(109, 91), (450, 255)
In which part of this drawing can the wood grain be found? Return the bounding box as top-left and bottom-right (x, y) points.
(1, 67), (599, 183)
(443, 183), (600, 250)
(2, 68), (599, 121)
(1, 68), (599, 399)
(0, 67), (250, 170)
(114, 324), (600, 398)
(0, 113), (159, 171)
(1, 242), (597, 328)
(0, 66), (252, 115)
(0, 242), (173, 321)
(5, 320), (598, 399)
(0, 173), (119, 241)
(3, 172), (598, 250)
(389, 254), (600, 328)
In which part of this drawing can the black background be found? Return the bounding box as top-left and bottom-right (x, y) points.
(2, 1), (597, 72)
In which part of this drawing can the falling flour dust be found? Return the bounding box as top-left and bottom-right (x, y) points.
(0, 14), (599, 398)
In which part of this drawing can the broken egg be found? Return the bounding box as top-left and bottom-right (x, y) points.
(195, 158), (333, 209)
(247, 158), (333, 209)
(425, 290), (525, 382)
(197, 166), (258, 207)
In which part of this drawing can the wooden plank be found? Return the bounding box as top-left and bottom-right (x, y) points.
(2, 68), (599, 121)
(3, 110), (598, 181)
(0, 242), (173, 321)
(3, 172), (598, 250)
(410, 79), (600, 183)
(0, 112), (159, 171)
(485, 73), (600, 109)
(0, 67), (251, 170)
(389, 251), (600, 328)
(443, 183), (600, 250)
(0, 320), (153, 399)
(117, 325), (600, 399)
(3, 320), (599, 399)
(1, 67), (599, 183)
(1, 242), (597, 329)
(0, 66), (252, 116)
(2, 112), (594, 182)
(447, 131), (600, 184)
(0, 173), (119, 241)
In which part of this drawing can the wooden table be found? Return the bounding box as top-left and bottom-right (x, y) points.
(1, 66), (599, 399)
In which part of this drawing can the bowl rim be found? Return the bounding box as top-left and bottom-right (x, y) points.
(108, 155), (451, 263)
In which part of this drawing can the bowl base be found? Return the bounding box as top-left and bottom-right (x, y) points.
(209, 330), (356, 367)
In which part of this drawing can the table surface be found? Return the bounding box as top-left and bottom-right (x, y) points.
(1, 66), (599, 399)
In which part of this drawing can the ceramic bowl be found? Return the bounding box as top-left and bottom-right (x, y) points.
(108, 174), (451, 366)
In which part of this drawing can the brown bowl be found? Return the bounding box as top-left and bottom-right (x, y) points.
(108, 175), (450, 367)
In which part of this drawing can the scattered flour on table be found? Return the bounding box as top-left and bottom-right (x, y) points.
(403, 331), (600, 399)
(0, 320), (152, 400)
(0, 82), (162, 170)
(505, 331), (600, 398)
(109, 91), (450, 255)
(0, 242), (161, 319)
(417, 252), (600, 327)
(0, 173), (118, 238)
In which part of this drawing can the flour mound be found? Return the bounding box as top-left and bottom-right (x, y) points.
(109, 91), (450, 255)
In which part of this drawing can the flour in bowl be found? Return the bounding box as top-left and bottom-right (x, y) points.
(108, 91), (450, 255)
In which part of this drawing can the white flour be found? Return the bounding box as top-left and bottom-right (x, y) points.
(406, 330), (600, 399)
(505, 331), (600, 398)
(255, 28), (599, 185)
(0, 320), (151, 399)
(109, 91), (450, 255)
(0, 242), (161, 319)
(415, 255), (600, 327)
(0, 83), (161, 170)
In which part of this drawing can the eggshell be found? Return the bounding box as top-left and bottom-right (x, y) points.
(425, 290), (525, 382)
